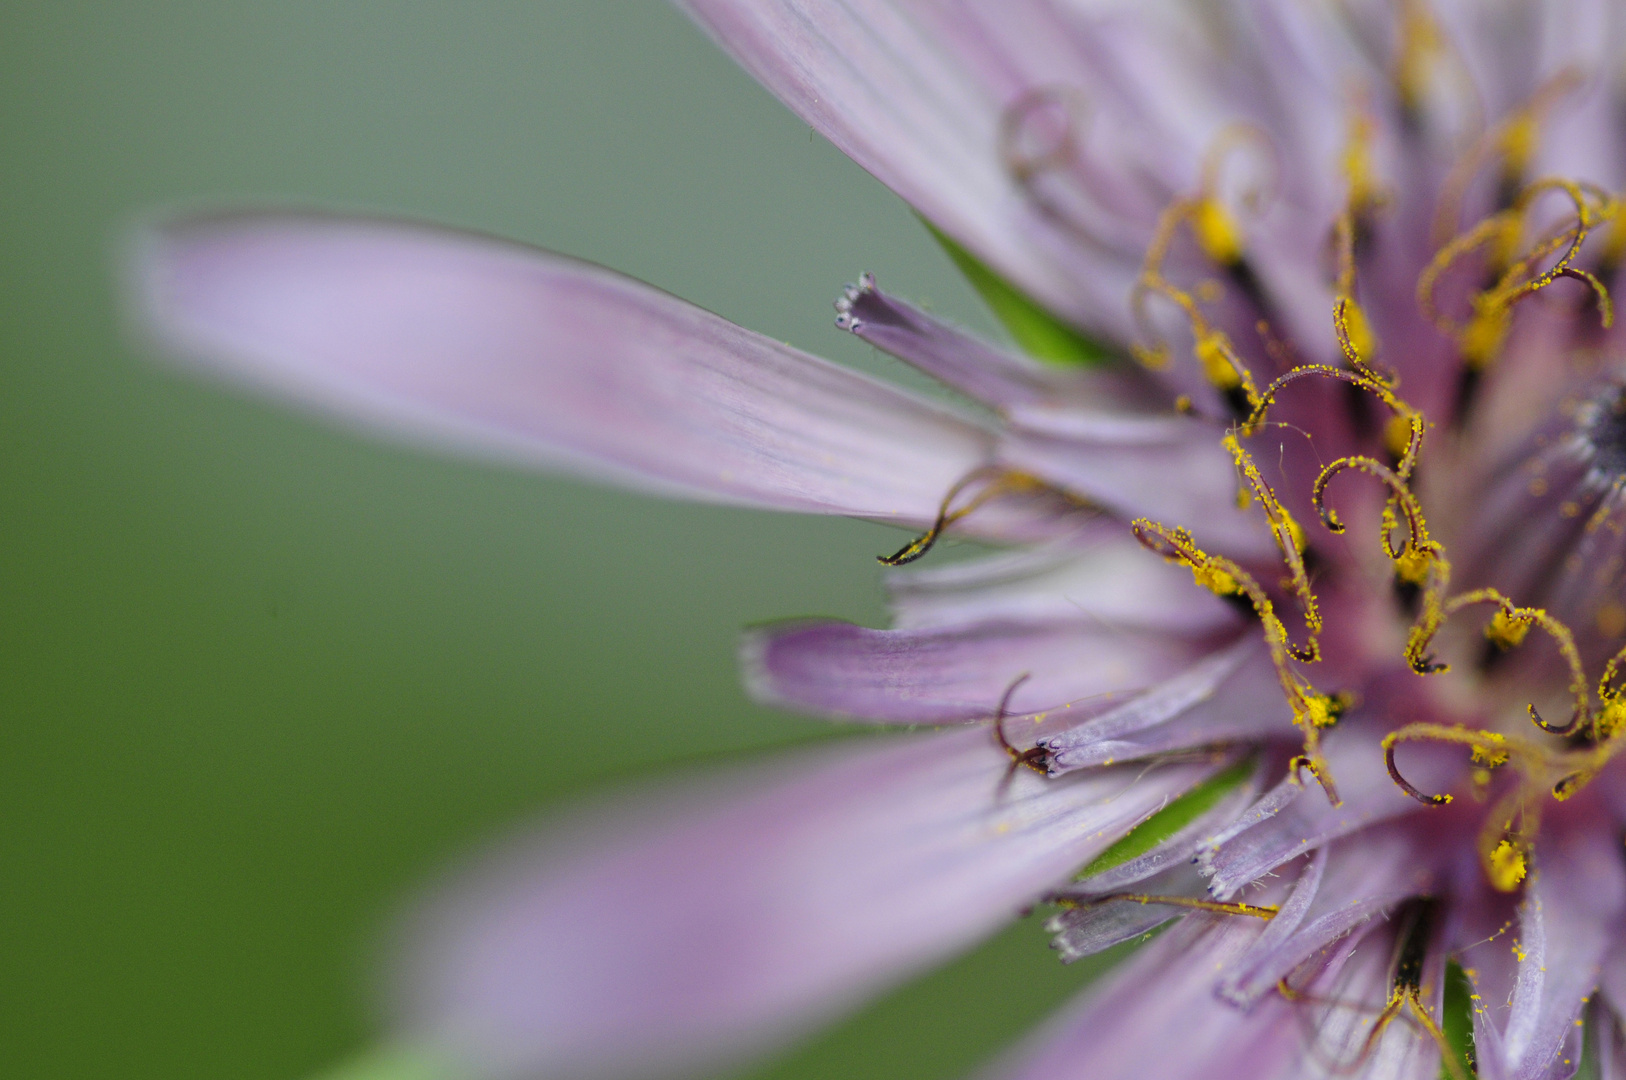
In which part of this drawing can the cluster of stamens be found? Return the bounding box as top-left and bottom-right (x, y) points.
(890, 66), (1626, 906)
(1122, 102), (1624, 898)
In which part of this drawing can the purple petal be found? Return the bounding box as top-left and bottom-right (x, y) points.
(978, 912), (1303, 1080)
(1199, 725), (1466, 898)
(884, 533), (1240, 636)
(1220, 828), (1442, 1007)
(740, 617), (1234, 724)
(387, 728), (1225, 1080)
(129, 211), (1006, 524)
(1470, 819), (1625, 1080)
(1041, 638), (1287, 773)
(835, 272), (1158, 410)
(1045, 861), (1208, 962)
(675, 0), (1144, 340)
(1070, 757), (1265, 893)
(996, 409), (1274, 557)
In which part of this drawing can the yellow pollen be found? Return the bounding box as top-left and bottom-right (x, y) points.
(1395, 544), (1433, 587)
(1190, 562), (1239, 597)
(1460, 303), (1510, 370)
(1597, 699), (1626, 740)
(1383, 413), (1416, 462)
(1195, 332), (1241, 390)
(1486, 608), (1533, 650)
(1301, 693), (1342, 729)
(1487, 840), (1527, 892)
(1469, 734), (1509, 768)
(1341, 300), (1377, 366)
(1190, 198), (1243, 265)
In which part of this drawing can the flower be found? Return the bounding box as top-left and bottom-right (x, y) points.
(125, 1), (1626, 1079)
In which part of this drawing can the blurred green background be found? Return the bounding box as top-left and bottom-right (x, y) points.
(1, 3), (1116, 1077)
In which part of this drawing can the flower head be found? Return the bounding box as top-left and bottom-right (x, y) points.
(129, 2), (1626, 1079)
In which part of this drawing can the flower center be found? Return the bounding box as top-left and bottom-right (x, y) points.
(1120, 108), (1624, 893)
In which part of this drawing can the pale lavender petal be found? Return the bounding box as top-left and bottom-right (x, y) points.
(675, 0), (1143, 339)
(1219, 846), (1327, 993)
(996, 409), (1274, 557)
(1478, 821), (1626, 1080)
(978, 912), (1303, 1080)
(129, 211), (1008, 524)
(835, 272), (1078, 409)
(1070, 757), (1265, 892)
(1199, 726), (1466, 898)
(389, 728), (1224, 1080)
(1220, 829), (1442, 1007)
(740, 616), (1234, 724)
(884, 533), (1240, 636)
(1291, 914), (1445, 1080)
(1042, 638), (1287, 773)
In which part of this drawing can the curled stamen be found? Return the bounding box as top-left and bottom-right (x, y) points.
(997, 86), (1117, 252)
(1132, 256), (1261, 416)
(878, 467), (1052, 566)
(1000, 86), (1089, 183)
(1420, 177), (1616, 371)
(1526, 703), (1586, 737)
(1132, 518), (1345, 804)
(1440, 589), (1590, 738)
(1382, 723), (1515, 806)
(1246, 358), (1423, 479)
(991, 673), (1048, 775)
(1312, 455), (1431, 553)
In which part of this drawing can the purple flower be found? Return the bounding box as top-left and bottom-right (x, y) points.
(126, 2), (1626, 1079)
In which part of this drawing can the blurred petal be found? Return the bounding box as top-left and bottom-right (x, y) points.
(129, 211), (1003, 523)
(741, 616), (1232, 723)
(979, 911), (1302, 1080)
(1220, 829), (1440, 1007)
(676, 0), (1138, 337)
(389, 728), (1225, 1080)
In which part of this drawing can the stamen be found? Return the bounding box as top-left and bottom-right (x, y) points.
(1392, 0), (1463, 131)
(1381, 723), (1515, 806)
(1476, 787), (1536, 891)
(1132, 518), (1344, 804)
(1437, 588), (1591, 732)
(1053, 892), (1278, 920)
(998, 86), (1114, 251)
(1132, 131), (1282, 416)
(1224, 433), (1320, 662)
(1132, 235), (1261, 418)
(991, 673), (1048, 775)
(877, 467), (1053, 566)
(1420, 178), (1616, 385)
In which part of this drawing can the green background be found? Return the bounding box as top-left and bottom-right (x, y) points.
(1, 3), (1117, 1077)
